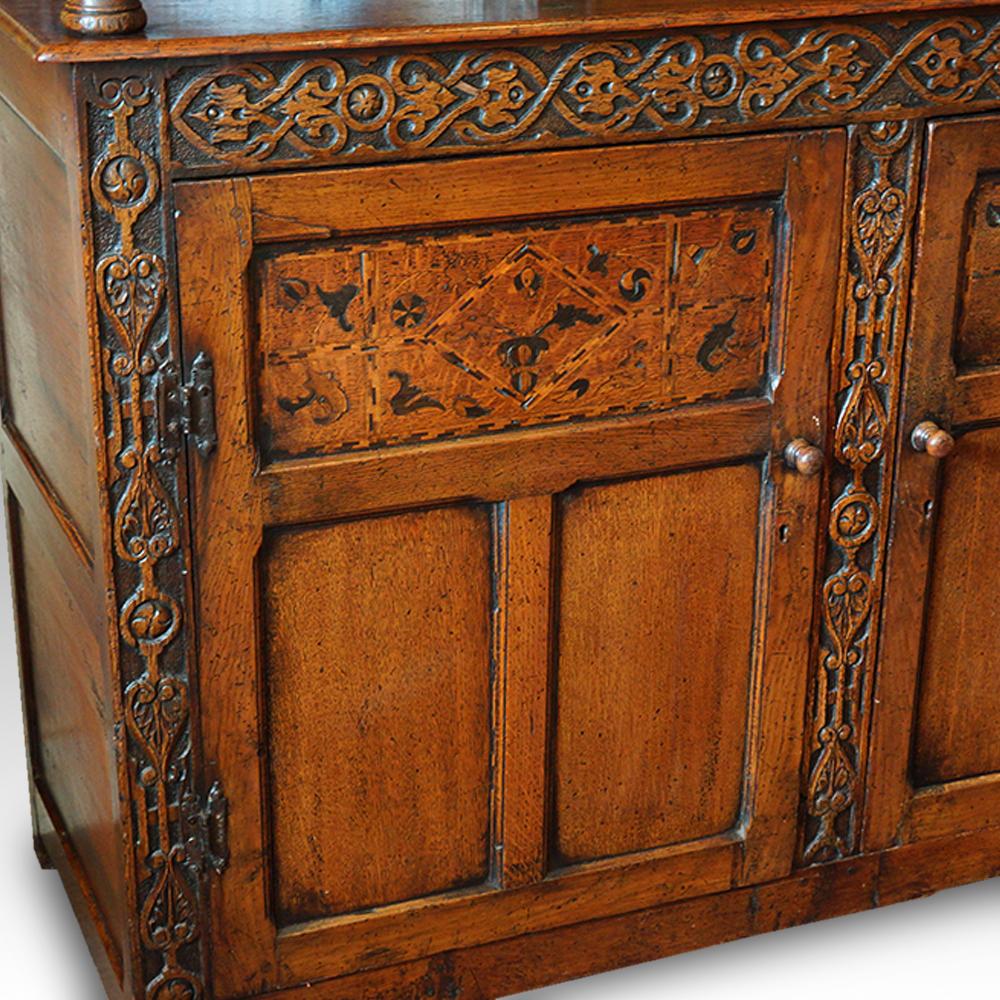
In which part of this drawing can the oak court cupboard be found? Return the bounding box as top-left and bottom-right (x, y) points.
(0, 0), (998, 998)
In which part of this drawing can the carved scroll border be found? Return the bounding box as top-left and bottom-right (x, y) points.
(166, 10), (1000, 173)
(800, 121), (922, 866)
(83, 71), (209, 998)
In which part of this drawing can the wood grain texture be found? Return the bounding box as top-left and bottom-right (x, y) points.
(254, 203), (775, 461)
(3, 478), (124, 975)
(5, 0), (1000, 62)
(912, 426), (1000, 785)
(0, 97), (98, 558)
(2, 1), (999, 995)
(496, 495), (554, 888)
(865, 113), (1000, 853)
(262, 506), (495, 924)
(957, 177), (1000, 370)
(0, 27), (74, 159)
(257, 826), (1000, 1000)
(242, 136), (790, 245)
(553, 464), (761, 864)
(176, 128), (842, 996)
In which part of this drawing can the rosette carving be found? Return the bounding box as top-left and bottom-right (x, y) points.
(802, 120), (920, 865)
(169, 13), (1000, 171)
(88, 74), (210, 996)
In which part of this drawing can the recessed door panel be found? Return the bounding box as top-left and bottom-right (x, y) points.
(553, 464), (761, 865)
(262, 506), (494, 925)
(912, 427), (1000, 786)
(868, 116), (1000, 849)
(956, 177), (1000, 370)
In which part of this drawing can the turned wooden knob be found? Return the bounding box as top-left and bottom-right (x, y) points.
(784, 438), (824, 477)
(911, 420), (955, 459)
(61, 0), (147, 35)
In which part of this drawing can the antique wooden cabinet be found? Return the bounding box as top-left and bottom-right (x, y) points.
(0, 1), (998, 998)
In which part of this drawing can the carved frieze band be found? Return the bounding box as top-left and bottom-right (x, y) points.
(168, 11), (1000, 171)
(801, 121), (921, 865)
(86, 76), (209, 996)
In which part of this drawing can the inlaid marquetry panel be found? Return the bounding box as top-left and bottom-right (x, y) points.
(255, 203), (776, 460)
(957, 176), (1000, 370)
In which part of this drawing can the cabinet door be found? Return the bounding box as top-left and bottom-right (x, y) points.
(175, 132), (843, 998)
(868, 116), (1000, 849)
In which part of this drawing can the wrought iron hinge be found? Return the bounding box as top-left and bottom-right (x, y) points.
(156, 351), (217, 459)
(184, 780), (230, 876)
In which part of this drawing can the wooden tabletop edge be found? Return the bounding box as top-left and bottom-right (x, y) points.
(16, 0), (1000, 65)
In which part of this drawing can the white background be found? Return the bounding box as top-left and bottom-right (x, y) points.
(0, 496), (995, 997)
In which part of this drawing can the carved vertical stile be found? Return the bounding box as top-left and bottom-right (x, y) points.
(81, 67), (210, 998)
(801, 120), (922, 866)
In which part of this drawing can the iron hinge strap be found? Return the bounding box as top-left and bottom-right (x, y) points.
(184, 780), (229, 877)
(156, 351), (217, 459)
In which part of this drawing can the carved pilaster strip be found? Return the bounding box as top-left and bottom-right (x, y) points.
(801, 120), (922, 866)
(167, 12), (1000, 174)
(83, 72), (209, 998)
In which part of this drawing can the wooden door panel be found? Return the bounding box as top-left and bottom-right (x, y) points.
(553, 464), (761, 866)
(867, 115), (1000, 850)
(912, 426), (1000, 786)
(956, 177), (1000, 370)
(176, 130), (843, 998)
(262, 506), (495, 925)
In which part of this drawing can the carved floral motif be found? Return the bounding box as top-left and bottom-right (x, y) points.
(169, 14), (1000, 170)
(88, 76), (209, 997)
(802, 120), (919, 865)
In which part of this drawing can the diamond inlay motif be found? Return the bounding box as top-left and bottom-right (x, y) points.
(424, 245), (627, 408)
(256, 204), (777, 461)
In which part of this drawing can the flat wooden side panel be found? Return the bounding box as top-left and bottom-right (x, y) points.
(4, 479), (123, 974)
(0, 29), (75, 161)
(912, 426), (1000, 786)
(552, 463), (761, 865)
(262, 505), (496, 925)
(0, 97), (97, 558)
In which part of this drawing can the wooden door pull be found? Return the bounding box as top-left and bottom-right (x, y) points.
(784, 439), (824, 476)
(911, 421), (955, 458)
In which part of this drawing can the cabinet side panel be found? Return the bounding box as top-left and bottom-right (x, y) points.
(913, 426), (1000, 785)
(553, 463), (761, 865)
(6, 481), (124, 974)
(0, 96), (98, 558)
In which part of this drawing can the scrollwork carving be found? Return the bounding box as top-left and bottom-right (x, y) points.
(801, 120), (921, 865)
(86, 74), (209, 996)
(169, 13), (1000, 171)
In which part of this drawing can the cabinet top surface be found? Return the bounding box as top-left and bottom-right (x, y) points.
(2, 0), (998, 63)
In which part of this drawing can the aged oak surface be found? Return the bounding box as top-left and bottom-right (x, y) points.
(3, 0), (1000, 60)
(0, 1), (997, 999)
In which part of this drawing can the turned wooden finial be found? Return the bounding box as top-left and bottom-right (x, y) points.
(61, 0), (147, 35)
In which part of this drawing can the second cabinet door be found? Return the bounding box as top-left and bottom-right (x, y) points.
(868, 115), (1000, 849)
(175, 132), (843, 998)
